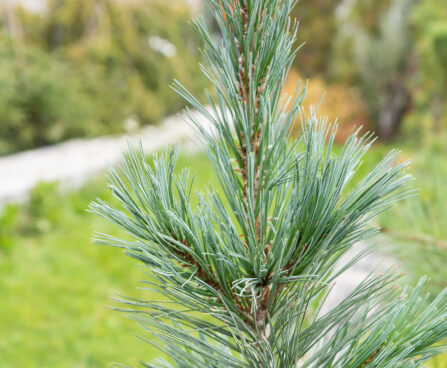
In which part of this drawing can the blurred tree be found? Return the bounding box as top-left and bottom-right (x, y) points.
(410, 0), (447, 136)
(1, 1), (24, 44)
(290, 0), (339, 78)
(331, 0), (390, 82)
(337, 0), (414, 140)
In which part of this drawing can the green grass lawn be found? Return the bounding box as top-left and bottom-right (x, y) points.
(0, 153), (213, 367)
(0, 142), (446, 367)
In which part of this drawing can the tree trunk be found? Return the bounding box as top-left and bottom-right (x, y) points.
(378, 82), (411, 141)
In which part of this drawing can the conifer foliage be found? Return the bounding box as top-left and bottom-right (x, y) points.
(91, 1), (447, 366)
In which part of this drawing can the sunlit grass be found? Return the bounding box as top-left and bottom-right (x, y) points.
(0, 153), (213, 367)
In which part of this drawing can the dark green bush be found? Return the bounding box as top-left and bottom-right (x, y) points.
(0, 37), (95, 154)
(0, 0), (206, 154)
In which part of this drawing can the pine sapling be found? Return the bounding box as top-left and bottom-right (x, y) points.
(90, 1), (447, 367)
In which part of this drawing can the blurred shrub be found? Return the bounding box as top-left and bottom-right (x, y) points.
(0, 182), (62, 249)
(42, 0), (206, 127)
(0, 37), (95, 154)
(0, 204), (20, 252)
(289, 0), (392, 80)
(289, 0), (415, 140)
(331, 0), (391, 82)
(0, 0), (206, 154)
(290, 0), (339, 78)
(26, 182), (63, 233)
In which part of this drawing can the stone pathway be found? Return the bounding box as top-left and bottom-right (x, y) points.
(0, 110), (205, 204)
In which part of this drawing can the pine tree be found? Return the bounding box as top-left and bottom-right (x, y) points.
(90, 1), (447, 366)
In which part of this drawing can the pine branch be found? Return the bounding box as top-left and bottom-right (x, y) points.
(230, 0), (274, 339)
(171, 234), (253, 324)
(91, 1), (447, 367)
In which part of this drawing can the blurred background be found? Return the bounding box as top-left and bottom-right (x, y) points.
(0, 0), (445, 366)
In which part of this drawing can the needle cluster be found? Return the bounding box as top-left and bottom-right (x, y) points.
(91, 1), (447, 367)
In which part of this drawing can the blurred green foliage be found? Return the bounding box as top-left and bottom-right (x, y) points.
(378, 138), (447, 296)
(407, 0), (447, 136)
(331, 0), (391, 82)
(0, 153), (213, 367)
(0, 0), (444, 153)
(290, 0), (338, 78)
(0, 37), (95, 153)
(290, 0), (390, 79)
(290, 0), (391, 81)
(429, 354), (447, 368)
(292, 0), (446, 141)
(0, 0), (206, 155)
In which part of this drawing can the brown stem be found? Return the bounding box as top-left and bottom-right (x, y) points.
(171, 236), (253, 325)
(233, 1), (273, 339)
(256, 281), (272, 339)
(234, 1), (265, 243)
(359, 344), (384, 368)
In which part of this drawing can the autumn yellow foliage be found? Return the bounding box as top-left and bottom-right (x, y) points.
(284, 70), (369, 142)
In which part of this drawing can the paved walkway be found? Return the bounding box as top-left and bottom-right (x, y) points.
(0, 110), (205, 204)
